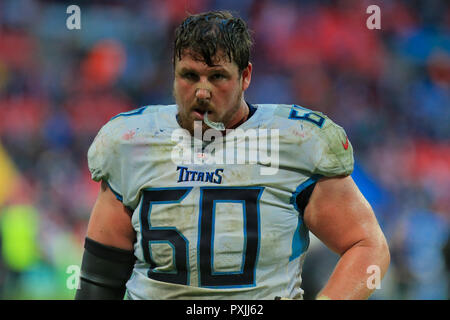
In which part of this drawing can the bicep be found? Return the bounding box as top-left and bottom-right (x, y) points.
(304, 176), (384, 255)
(86, 180), (136, 251)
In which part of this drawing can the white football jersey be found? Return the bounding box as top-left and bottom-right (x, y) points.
(87, 103), (354, 300)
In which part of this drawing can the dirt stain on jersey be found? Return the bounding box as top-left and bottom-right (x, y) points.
(122, 129), (136, 140)
(225, 166), (253, 185)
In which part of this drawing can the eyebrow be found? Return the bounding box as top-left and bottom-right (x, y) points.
(178, 66), (228, 74)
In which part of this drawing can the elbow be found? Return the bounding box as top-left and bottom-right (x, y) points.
(356, 231), (391, 277)
(375, 233), (391, 277)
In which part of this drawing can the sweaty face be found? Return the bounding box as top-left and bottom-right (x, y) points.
(173, 50), (251, 135)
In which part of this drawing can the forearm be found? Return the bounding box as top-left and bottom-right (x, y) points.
(317, 240), (390, 300)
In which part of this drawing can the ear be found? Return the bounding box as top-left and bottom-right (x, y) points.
(241, 62), (252, 92)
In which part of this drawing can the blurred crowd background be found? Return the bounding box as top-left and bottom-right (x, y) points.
(0, 0), (448, 299)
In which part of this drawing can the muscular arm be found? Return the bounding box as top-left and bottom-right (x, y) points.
(304, 176), (390, 300)
(86, 180), (136, 250)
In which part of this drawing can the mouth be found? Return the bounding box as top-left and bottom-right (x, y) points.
(192, 108), (210, 120)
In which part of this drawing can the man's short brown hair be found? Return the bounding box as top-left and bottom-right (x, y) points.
(173, 11), (253, 73)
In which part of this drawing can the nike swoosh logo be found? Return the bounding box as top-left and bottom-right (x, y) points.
(342, 136), (349, 150)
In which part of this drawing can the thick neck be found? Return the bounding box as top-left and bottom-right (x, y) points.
(226, 100), (250, 130)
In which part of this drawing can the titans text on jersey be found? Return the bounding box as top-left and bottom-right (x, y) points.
(176, 166), (224, 184)
(87, 103), (354, 299)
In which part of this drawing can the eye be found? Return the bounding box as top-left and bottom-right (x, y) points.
(181, 72), (198, 81)
(210, 73), (226, 80)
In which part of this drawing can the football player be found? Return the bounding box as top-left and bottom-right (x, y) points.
(75, 11), (390, 300)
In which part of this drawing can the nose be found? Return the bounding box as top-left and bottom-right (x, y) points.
(195, 88), (211, 100)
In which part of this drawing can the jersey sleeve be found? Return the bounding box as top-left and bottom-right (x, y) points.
(87, 120), (124, 199)
(313, 119), (354, 177)
(273, 104), (354, 178)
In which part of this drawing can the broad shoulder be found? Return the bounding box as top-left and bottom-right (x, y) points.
(254, 103), (354, 176)
(91, 104), (176, 141)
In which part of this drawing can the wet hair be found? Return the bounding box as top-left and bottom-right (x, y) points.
(173, 11), (253, 74)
